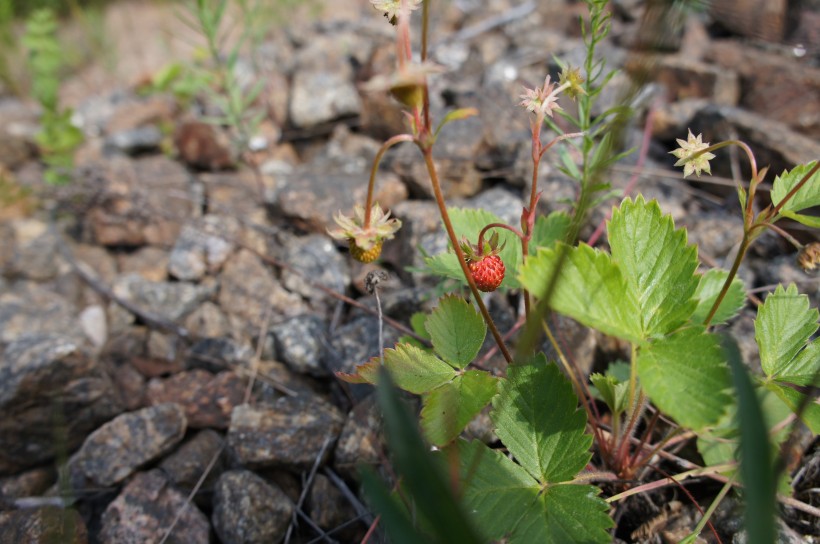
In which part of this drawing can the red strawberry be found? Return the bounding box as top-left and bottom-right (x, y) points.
(469, 254), (505, 292)
(350, 239), (383, 263)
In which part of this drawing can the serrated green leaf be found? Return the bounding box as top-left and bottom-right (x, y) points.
(764, 382), (820, 434)
(530, 212), (571, 251)
(453, 440), (612, 544)
(770, 161), (820, 214)
(636, 328), (732, 430)
(755, 284), (819, 381)
(492, 356), (592, 482)
(692, 269), (747, 325)
(518, 243), (644, 344)
(425, 295), (486, 368)
(410, 312), (432, 341)
(608, 196), (699, 335)
(421, 370), (498, 446)
(424, 207), (523, 289)
(355, 344), (457, 394)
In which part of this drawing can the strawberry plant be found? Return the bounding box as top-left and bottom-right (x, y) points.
(333, 0), (820, 541)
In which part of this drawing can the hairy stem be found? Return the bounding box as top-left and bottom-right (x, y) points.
(364, 134), (414, 227)
(703, 231), (750, 327)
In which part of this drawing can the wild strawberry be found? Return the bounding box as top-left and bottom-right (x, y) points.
(461, 230), (506, 292)
(350, 239), (383, 263)
(328, 203), (401, 264)
(468, 254), (505, 292)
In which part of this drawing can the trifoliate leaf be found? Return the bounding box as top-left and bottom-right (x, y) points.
(692, 269), (747, 325)
(425, 295), (486, 368)
(352, 343), (456, 394)
(608, 196), (699, 336)
(518, 243), (643, 344)
(421, 370), (498, 446)
(453, 438), (612, 544)
(636, 328), (732, 430)
(771, 161), (820, 215)
(424, 207), (523, 289)
(590, 373), (629, 416)
(492, 356), (592, 482)
(755, 284), (819, 383)
(530, 211), (571, 250)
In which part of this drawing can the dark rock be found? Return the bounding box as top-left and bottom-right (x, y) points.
(708, 0), (790, 42)
(335, 394), (382, 471)
(218, 250), (306, 335)
(652, 98), (712, 140)
(99, 469), (209, 544)
(280, 234), (349, 309)
(70, 403), (186, 487)
(327, 315), (401, 380)
(168, 215), (239, 281)
(289, 34), (362, 128)
(753, 254), (820, 305)
(0, 334), (122, 475)
(174, 120), (234, 171)
(109, 361), (146, 412)
(0, 128), (33, 170)
(86, 155), (195, 247)
(111, 273), (213, 324)
(187, 336), (255, 374)
(269, 314), (328, 377)
(199, 170), (272, 217)
(106, 125), (163, 155)
(146, 370), (245, 429)
(689, 105), (820, 180)
(0, 506), (87, 544)
(0, 282), (83, 345)
(212, 469), (293, 544)
(638, 54), (739, 106)
(227, 396), (344, 470)
(308, 472), (357, 535)
(457, 186), (525, 227)
(160, 429), (226, 498)
(386, 199), (448, 276)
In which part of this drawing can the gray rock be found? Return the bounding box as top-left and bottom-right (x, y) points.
(3, 219), (62, 281)
(218, 250), (305, 334)
(212, 469), (293, 544)
(0, 282), (83, 345)
(457, 186), (525, 227)
(0, 465), (55, 501)
(288, 35), (362, 128)
(327, 315), (401, 400)
(0, 334), (122, 475)
(682, 212), (745, 261)
(274, 158), (406, 234)
(168, 215), (239, 281)
(183, 301), (231, 339)
(280, 234), (349, 308)
(117, 246), (169, 282)
(227, 396), (344, 470)
(0, 506), (87, 544)
(160, 429), (226, 498)
(99, 469), (209, 544)
(111, 273), (213, 323)
(105, 125), (163, 155)
(146, 370), (245, 429)
(70, 403), (187, 487)
(386, 199), (448, 277)
(269, 314), (328, 376)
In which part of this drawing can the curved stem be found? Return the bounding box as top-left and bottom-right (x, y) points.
(364, 134), (414, 227)
(703, 231), (750, 327)
(421, 147), (513, 364)
(477, 222), (524, 249)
